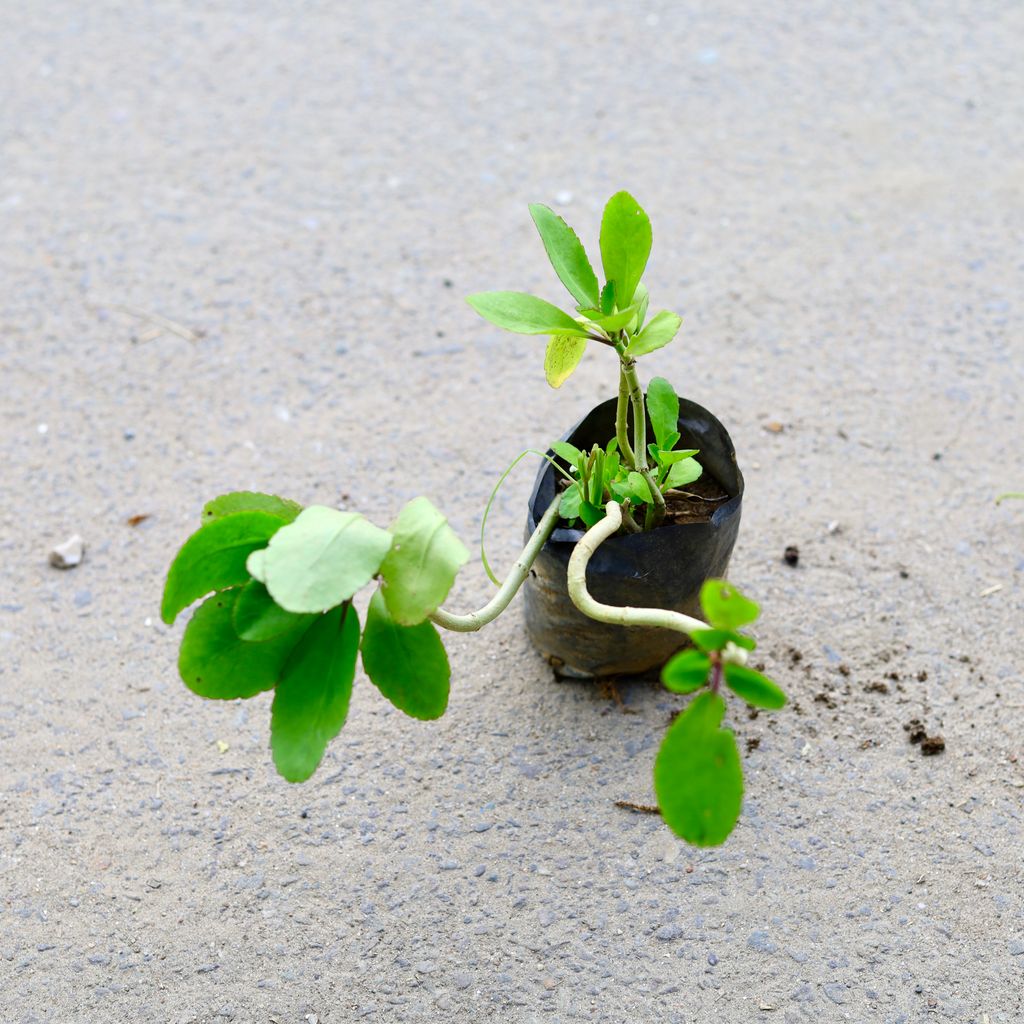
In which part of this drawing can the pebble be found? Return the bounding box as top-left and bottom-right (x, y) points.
(49, 534), (84, 569)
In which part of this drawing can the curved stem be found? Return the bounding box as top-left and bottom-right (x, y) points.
(430, 495), (561, 633)
(566, 501), (708, 634)
(620, 359), (666, 529)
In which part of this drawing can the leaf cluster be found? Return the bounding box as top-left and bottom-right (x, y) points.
(654, 581), (787, 846)
(162, 492), (469, 781)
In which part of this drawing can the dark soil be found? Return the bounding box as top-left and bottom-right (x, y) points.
(661, 474), (732, 525)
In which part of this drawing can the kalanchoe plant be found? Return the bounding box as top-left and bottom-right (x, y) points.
(161, 192), (786, 847)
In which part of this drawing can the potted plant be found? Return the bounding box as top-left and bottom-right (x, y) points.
(161, 192), (787, 846)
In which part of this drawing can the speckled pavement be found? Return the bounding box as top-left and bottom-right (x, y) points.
(2, 3), (1023, 1022)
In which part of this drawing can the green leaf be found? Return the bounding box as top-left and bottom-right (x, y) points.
(688, 628), (757, 653)
(263, 506), (393, 614)
(361, 590), (450, 720)
(232, 579), (314, 641)
(201, 491), (302, 525)
(551, 440), (582, 464)
(246, 549), (267, 582)
(723, 664), (787, 710)
(600, 281), (616, 315)
(270, 603), (360, 782)
(654, 692), (743, 846)
(662, 649), (712, 694)
(656, 447), (699, 466)
(626, 311), (682, 358)
(528, 203), (600, 309)
(579, 500), (604, 528)
(162, 511), (288, 625)
(664, 457), (703, 489)
(466, 292), (590, 337)
(584, 303), (640, 333)
(646, 377), (680, 449)
(627, 471), (652, 503)
(700, 580), (760, 630)
(559, 482), (583, 521)
(544, 334), (588, 388)
(378, 497), (469, 626)
(633, 283), (650, 331)
(599, 191), (652, 308)
(178, 589), (311, 700)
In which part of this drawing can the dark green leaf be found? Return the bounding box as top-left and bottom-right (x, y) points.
(544, 334), (588, 388)
(162, 511), (287, 625)
(379, 497), (469, 626)
(178, 589), (311, 700)
(723, 663), (787, 710)
(700, 579), (760, 629)
(579, 501), (604, 528)
(662, 649), (712, 693)
(646, 377), (680, 449)
(528, 203), (600, 309)
(559, 482), (583, 521)
(688, 628), (757, 653)
(201, 491), (302, 525)
(466, 292), (590, 337)
(233, 579), (315, 641)
(654, 692), (743, 846)
(361, 590), (450, 720)
(263, 506), (393, 614)
(626, 311), (682, 358)
(664, 457), (702, 489)
(270, 604), (360, 782)
(600, 281), (616, 315)
(599, 191), (652, 308)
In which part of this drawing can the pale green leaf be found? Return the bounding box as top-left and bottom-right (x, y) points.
(379, 497), (469, 626)
(654, 692), (743, 847)
(201, 491), (302, 525)
(178, 588), (311, 700)
(559, 482), (583, 520)
(599, 191), (652, 307)
(466, 292), (590, 337)
(263, 506), (393, 614)
(656, 447), (699, 466)
(723, 664), (787, 710)
(246, 549), (267, 582)
(233, 579), (314, 641)
(361, 590), (450, 720)
(662, 649), (712, 693)
(271, 604), (360, 782)
(551, 440), (582, 464)
(646, 377), (680, 449)
(688, 628), (757, 653)
(700, 580), (760, 630)
(626, 311), (682, 358)
(633, 283), (650, 331)
(583, 303), (640, 333)
(664, 457), (703, 489)
(544, 334), (588, 388)
(528, 203), (600, 309)
(627, 471), (652, 503)
(162, 511), (287, 625)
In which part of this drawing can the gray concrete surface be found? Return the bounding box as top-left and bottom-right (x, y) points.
(2, 2), (1023, 1021)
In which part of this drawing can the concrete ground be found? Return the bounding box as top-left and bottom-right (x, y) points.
(2, 2), (1023, 1021)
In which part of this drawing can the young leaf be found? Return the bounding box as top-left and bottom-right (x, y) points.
(626, 311), (682, 358)
(600, 281), (616, 316)
(528, 203), (600, 309)
(579, 500), (605, 528)
(633, 283), (650, 332)
(688, 627), (756, 653)
(656, 448), (699, 466)
(361, 590), (450, 720)
(162, 511), (288, 625)
(654, 692), (743, 847)
(233, 579), (315, 641)
(466, 292), (590, 337)
(662, 649), (712, 693)
(202, 491), (302, 525)
(559, 481), (583, 521)
(270, 603), (361, 783)
(599, 191), (652, 308)
(263, 506), (393, 614)
(646, 377), (680, 450)
(378, 497), (469, 626)
(664, 457), (702, 489)
(723, 663), (787, 710)
(246, 549), (267, 583)
(583, 303), (640, 332)
(627, 471), (652, 503)
(551, 440), (582, 464)
(544, 334), (588, 388)
(178, 589), (311, 700)
(699, 580), (760, 630)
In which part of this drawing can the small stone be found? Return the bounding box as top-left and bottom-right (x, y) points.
(438, 858), (459, 871)
(920, 735), (945, 756)
(747, 930), (776, 953)
(655, 923), (684, 941)
(826, 520), (841, 534)
(49, 535), (84, 569)
(1008, 939), (1024, 955)
(764, 421), (784, 434)
(707, 952), (718, 966)
(453, 971), (473, 990)
(783, 545), (799, 567)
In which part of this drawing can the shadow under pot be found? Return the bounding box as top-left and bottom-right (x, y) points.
(522, 394), (744, 679)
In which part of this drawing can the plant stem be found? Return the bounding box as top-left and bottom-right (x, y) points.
(430, 495), (561, 633)
(616, 368), (637, 470)
(620, 358), (666, 529)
